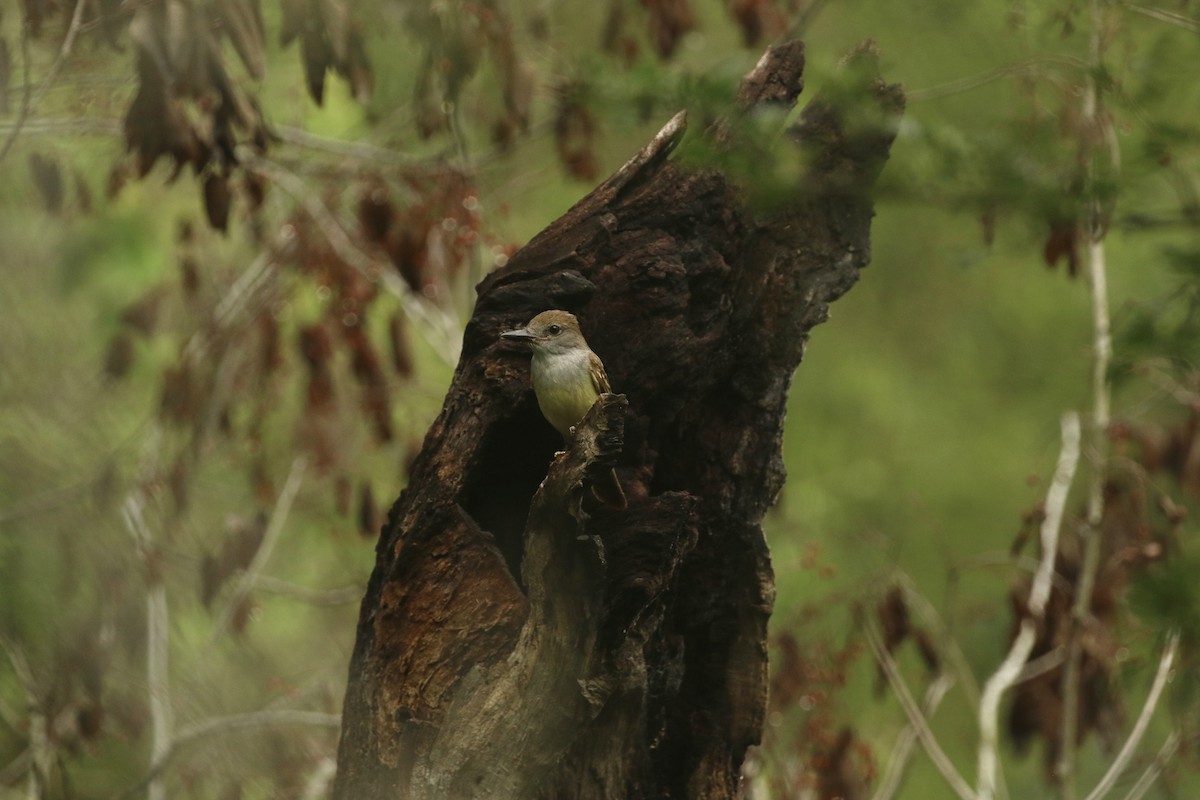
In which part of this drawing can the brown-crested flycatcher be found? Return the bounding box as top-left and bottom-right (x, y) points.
(501, 310), (627, 509)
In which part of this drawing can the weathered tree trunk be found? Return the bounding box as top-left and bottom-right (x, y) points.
(333, 40), (902, 800)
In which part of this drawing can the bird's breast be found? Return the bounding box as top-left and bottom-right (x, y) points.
(530, 350), (600, 438)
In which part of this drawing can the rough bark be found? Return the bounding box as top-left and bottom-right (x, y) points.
(333, 40), (903, 800)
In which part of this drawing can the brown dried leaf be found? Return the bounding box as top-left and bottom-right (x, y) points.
(243, 169), (267, 212)
(160, 364), (194, 424)
(301, 24), (333, 105)
(120, 287), (164, 336)
(555, 89), (600, 182)
(28, 152), (64, 214)
(73, 168), (93, 214)
(230, 595), (256, 635)
(813, 728), (870, 800)
(643, 0), (696, 59)
(299, 323), (333, 369)
(77, 703), (104, 740)
(344, 25), (373, 104)
(358, 480), (379, 538)
(414, 55), (448, 139)
(259, 312), (282, 374)
(204, 173), (232, 232)
(104, 332), (136, 380)
(334, 474), (352, 516)
(1043, 217), (1081, 277)
(169, 455), (189, 513)
(252, 457), (275, 505)
(602, 0), (639, 65)
(358, 178), (394, 244)
(727, 0), (785, 47)
(180, 255), (201, 298)
(389, 312), (414, 379)
(217, 0), (267, 80)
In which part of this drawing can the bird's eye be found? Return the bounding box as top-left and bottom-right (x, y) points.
(547, 324), (562, 335)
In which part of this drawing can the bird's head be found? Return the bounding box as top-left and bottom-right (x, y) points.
(500, 310), (588, 356)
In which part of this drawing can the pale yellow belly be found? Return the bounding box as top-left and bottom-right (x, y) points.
(531, 355), (599, 438)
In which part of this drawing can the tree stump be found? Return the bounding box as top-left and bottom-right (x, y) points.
(333, 39), (903, 800)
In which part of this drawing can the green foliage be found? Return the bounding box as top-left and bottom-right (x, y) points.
(4, 0), (1200, 797)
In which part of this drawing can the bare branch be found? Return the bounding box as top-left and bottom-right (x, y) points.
(0, 0), (88, 165)
(1059, 3), (1117, 793)
(274, 125), (433, 165)
(30, 0), (88, 108)
(1083, 632), (1180, 800)
(894, 574), (983, 705)
(977, 412), (1081, 800)
(862, 616), (975, 800)
(207, 456), (308, 647)
(872, 673), (955, 800)
(0, 117), (121, 137)
(114, 710), (340, 800)
(0, 748), (30, 787)
(0, 17), (33, 166)
(1122, 728), (1181, 800)
(907, 56), (1086, 102)
(121, 491), (172, 800)
(1123, 2), (1200, 33)
(252, 575), (363, 606)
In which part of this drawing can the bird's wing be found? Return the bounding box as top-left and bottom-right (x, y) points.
(589, 350), (612, 394)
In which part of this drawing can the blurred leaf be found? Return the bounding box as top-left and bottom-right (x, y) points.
(28, 152), (64, 214)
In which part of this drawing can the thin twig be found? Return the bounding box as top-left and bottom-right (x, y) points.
(114, 710), (340, 800)
(1122, 728), (1181, 800)
(251, 575), (363, 606)
(907, 56), (1087, 102)
(29, 0), (88, 108)
(977, 412), (1081, 800)
(0, 117), (122, 136)
(952, 552), (1076, 599)
(1015, 645), (1066, 685)
(1123, 2), (1200, 33)
(0, 748), (30, 786)
(0, 16), (33, 166)
(122, 491), (172, 800)
(1083, 632), (1180, 800)
(1, 637), (49, 799)
(872, 673), (955, 800)
(0, 0), (88, 166)
(894, 574), (983, 705)
(274, 124), (429, 165)
(447, 96), (483, 316)
(206, 456), (308, 648)
(862, 617), (976, 800)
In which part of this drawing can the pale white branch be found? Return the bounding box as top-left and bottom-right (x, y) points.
(207, 456), (308, 647)
(977, 412), (1081, 800)
(121, 491), (172, 800)
(1122, 728), (1180, 800)
(872, 673), (955, 800)
(1123, 2), (1200, 33)
(862, 618), (975, 800)
(1083, 632), (1180, 800)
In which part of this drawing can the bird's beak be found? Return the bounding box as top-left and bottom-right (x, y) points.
(500, 327), (536, 343)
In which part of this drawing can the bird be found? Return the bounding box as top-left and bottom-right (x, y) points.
(501, 310), (626, 509)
